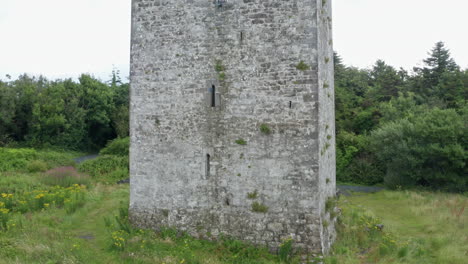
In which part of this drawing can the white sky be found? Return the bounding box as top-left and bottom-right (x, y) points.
(0, 0), (467, 81)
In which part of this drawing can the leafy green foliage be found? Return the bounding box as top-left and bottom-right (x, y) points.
(78, 155), (129, 182)
(0, 148), (76, 172)
(100, 137), (129, 156)
(335, 42), (467, 191)
(26, 160), (48, 173)
(370, 108), (467, 191)
(0, 72), (129, 150)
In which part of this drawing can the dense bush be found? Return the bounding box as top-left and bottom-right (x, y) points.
(370, 108), (467, 191)
(78, 155), (129, 182)
(99, 137), (129, 156)
(0, 148), (77, 172)
(0, 148), (37, 171)
(26, 160), (48, 173)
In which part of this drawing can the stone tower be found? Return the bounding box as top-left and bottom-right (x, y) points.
(129, 0), (336, 253)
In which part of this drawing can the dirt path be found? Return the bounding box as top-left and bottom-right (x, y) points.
(74, 154), (99, 164)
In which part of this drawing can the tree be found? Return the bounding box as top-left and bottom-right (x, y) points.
(411, 42), (463, 103)
(79, 74), (116, 148)
(371, 108), (467, 191)
(368, 60), (403, 102)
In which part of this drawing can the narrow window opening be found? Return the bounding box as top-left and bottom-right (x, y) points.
(225, 198), (230, 206)
(289, 101), (292, 109)
(211, 85), (216, 107)
(240, 31), (243, 42)
(206, 154), (210, 177)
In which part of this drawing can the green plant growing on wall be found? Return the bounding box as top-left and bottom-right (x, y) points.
(215, 61), (226, 81)
(218, 72), (226, 81)
(259, 124), (271, 135)
(325, 196), (337, 214)
(215, 60), (225, 72)
(278, 237), (294, 262)
(247, 190), (258, 199)
(296, 61), (310, 71)
(251, 202), (268, 213)
(324, 57), (330, 63)
(323, 82), (329, 89)
(235, 139), (247, 145)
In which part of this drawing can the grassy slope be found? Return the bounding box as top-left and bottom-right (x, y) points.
(0, 183), (127, 264)
(328, 191), (467, 264)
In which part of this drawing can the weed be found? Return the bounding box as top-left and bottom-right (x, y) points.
(322, 220), (329, 228)
(235, 139), (247, 145)
(218, 72), (226, 81)
(251, 202), (268, 213)
(296, 61), (310, 71)
(259, 124), (271, 135)
(278, 237), (294, 262)
(325, 196), (337, 213)
(215, 60), (225, 72)
(323, 82), (329, 89)
(325, 57), (330, 63)
(247, 190), (258, 199)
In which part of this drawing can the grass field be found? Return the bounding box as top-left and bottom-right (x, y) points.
(0, 147), (466, 263)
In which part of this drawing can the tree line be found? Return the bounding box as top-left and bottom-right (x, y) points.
(0, 71), (129, 150)
(0, 42), (466, 191)
(335, 42), (467, 191)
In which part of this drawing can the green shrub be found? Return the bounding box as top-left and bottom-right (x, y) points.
(26, 160), (48, 173)
(0, 148), (77, 172)
(0, 148), (37, 172)
(336, 132), (384, 185)
(370, 108), (467, 191)
(99, 137), (129, 156)
(78, 155), (129, 181)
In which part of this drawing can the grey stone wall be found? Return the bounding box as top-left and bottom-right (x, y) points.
(129, 0), (336, 254)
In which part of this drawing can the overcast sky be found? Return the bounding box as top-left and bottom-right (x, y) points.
(0, 0), (467, 81)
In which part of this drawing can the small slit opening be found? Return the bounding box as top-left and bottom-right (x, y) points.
(211, 85), (216, 107)
(206, 154), (210, 177)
